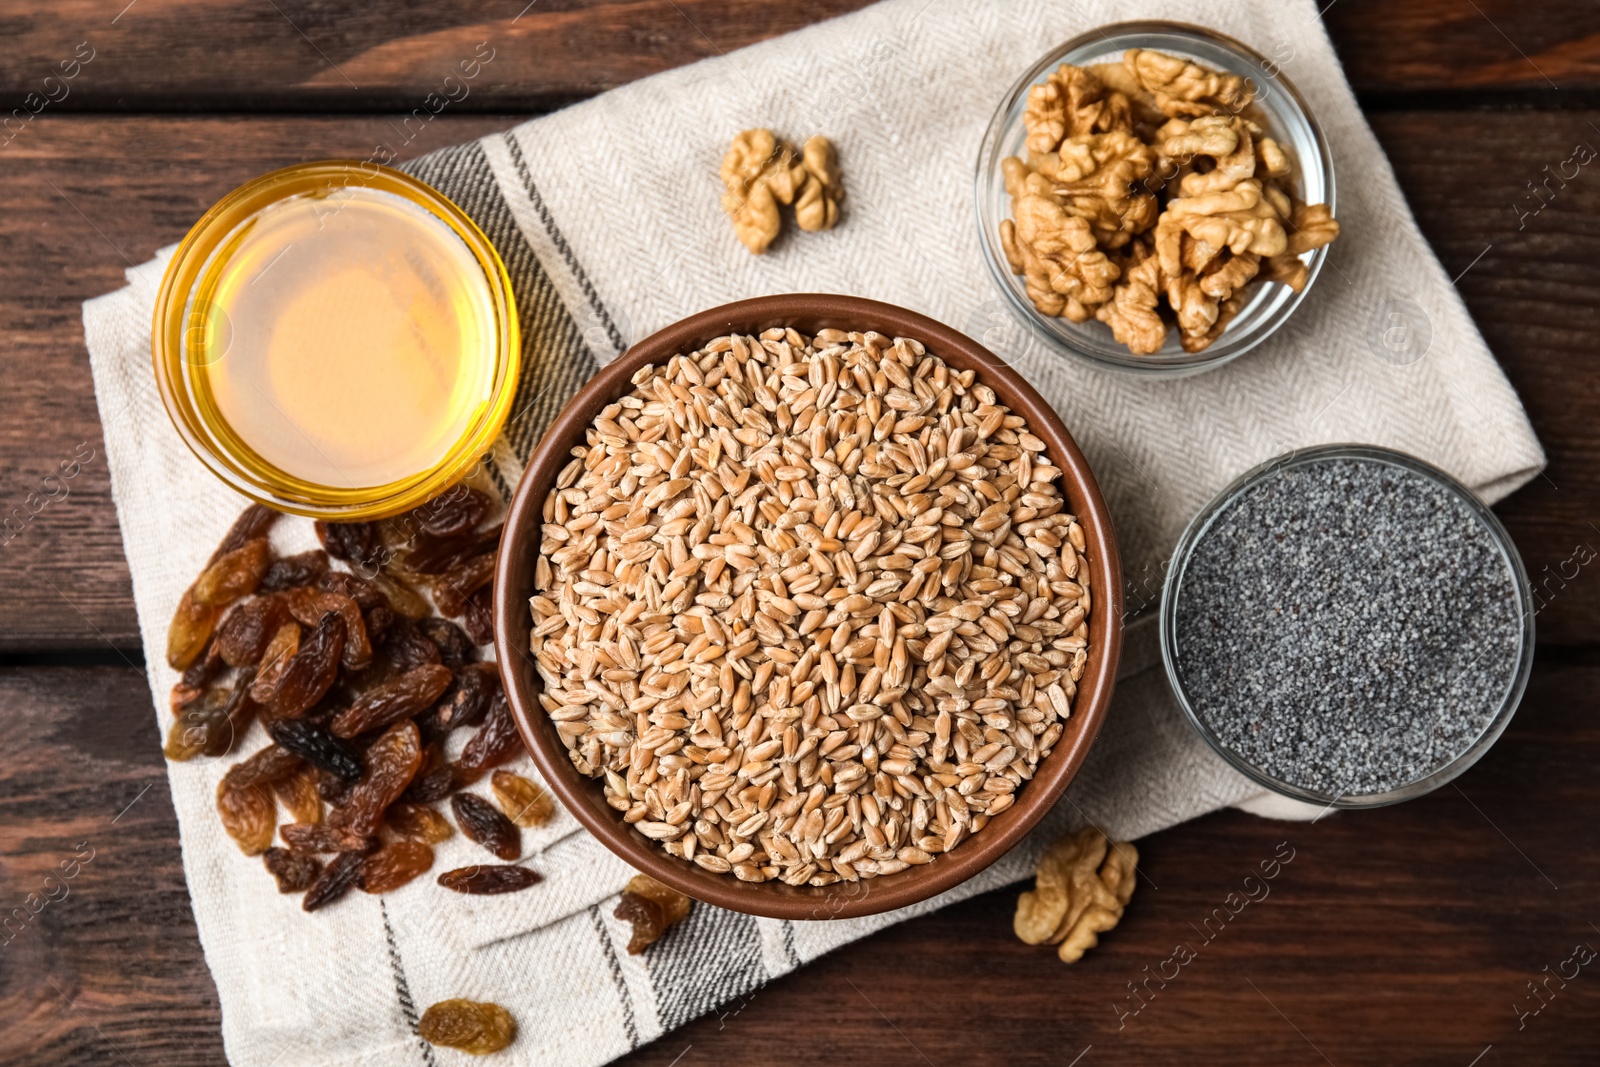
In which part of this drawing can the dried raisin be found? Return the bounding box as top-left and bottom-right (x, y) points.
(259, 548), (329, 592)
(368, 571), (430, 620)
(268, 612), (345, 717)
(221, 743), (302, 791)
(614, 874), (692, 954)
(432, 553), (496, 618)
(399, 758), (459, 806)
(285, 588), (372, 671)
(358, 840), (434, 894)
(314, 520), (381, 569)
(452, 793), (520, 860)
(267, 718), (363, 782)
(436, 864), (542, 895)
(217, 779), (275, 856)
(456, 690), (522, 784)
(273, 766), (324, 825)
(280, 822), (377, 853)
(262, 847), (321, 893)
(402, 523), (502, 575)
(409, 485), (490, 539)
(433, 663), (500, 731)
(167, 587), (221, 670)
(330, 721), (423, 834)
(490, 771), (556, 829)
(164, 695), (220, 761)
(418, 998), (516, 1055)
(331, 664), (453, 739)
(215, 594), (291, 667)
(417, 618), (476, 668)
(193, 538), (271, 606)
(248, 621), (301, 703)
(385, 803), (454, 844)
(378, 618), (442, 673)
(302, 850), (364, 912)
(209, 504), (278, 566)
(462, 585), (494, 647)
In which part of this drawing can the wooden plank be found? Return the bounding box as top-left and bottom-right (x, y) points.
(1, 110), (1595, 650)
(0, 0), (1595, 115)
(3, 654), (1595, 1064)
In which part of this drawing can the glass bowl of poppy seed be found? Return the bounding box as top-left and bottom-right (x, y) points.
(1159, 444), (1534, 808)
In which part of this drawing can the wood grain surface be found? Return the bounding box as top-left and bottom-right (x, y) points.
(1, 2), (1598, 1065)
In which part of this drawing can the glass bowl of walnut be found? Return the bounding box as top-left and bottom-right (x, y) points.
(975, 22), (1339, 377)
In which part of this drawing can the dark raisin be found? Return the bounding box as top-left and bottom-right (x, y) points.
(416, 618), (476, 668)
(399, 759), (459, 806)
(316, 766), (354, 806)
(431, 553), (496, 618)
(284, 588), (372, 671)
(215, 595), (291, 667)
(259, 548), (330, 592)
(409, 485), (491, 539)
(193, 538), (271, 607)
(302, 850), (364, 911)
(436, 864), (542, 895)
(280, 822), (377, 854)
(268, 612), (345, 717)
(267, 718), (363, 782)
(314, 520), (381, 569)
(318, 570), (390, 612)
(199, 675), (260, 758)
(378, 618), (441, 673)
(362, 602), (396, 648)
(209, 504), (278, 567)
(330, 664), (453, 739)
(329, 721), (423, 834)
(263, 847), (321, 893)
(418, 998), (516, 1054)
(358, 840), (434, 893)
(614, 874), (692, 954)
(402, 523), (503, 576)
(461, 585), (494, 646)
(452, 793), (521, 860)
(433, 663), (500, 731)
(164, 687), (232, 762)
(456, 689), (522, 784)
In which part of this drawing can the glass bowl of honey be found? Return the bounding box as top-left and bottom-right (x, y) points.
(152, 161), (520, 519)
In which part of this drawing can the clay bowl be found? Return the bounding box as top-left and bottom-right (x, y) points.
(495, 294), (1122, 920)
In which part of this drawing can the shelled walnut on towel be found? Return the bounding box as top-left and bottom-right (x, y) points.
(721, 129), (843, 253)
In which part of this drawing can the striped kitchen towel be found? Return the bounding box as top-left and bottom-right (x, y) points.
(81, 0), (1543, 1063)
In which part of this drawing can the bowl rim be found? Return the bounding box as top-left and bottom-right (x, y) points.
(150, 160), (522, 519)
(1157, 442), (1536, 808)
(494, 293), (1124, 919)
(973, 19), (1338, 378)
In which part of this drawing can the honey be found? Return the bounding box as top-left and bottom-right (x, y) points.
(153, 162), (518, 518)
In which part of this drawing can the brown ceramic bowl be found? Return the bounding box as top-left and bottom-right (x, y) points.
(494, 295), (1123, 919)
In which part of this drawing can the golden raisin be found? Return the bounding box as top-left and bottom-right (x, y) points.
(217, 779), (275, 856)
(385, 803), (454, 844)
(614, 874), (692, 954)
(418, 998), (516, 1055)
(490, 771), (555, 828)
(359, 841), (435, 894)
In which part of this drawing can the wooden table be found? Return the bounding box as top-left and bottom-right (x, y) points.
(2, 2), (1597, 1063)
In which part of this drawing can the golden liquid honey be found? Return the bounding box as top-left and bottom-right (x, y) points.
(153, 162), (519, 518)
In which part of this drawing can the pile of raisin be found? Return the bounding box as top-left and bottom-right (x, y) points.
(164, 486), (550, 911)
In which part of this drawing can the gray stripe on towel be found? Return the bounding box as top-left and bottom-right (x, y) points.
(401, 141), (599, 466)
(646, 906), (765, 1032)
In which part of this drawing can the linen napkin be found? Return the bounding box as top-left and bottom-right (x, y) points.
(82, 0), (1544, 1063)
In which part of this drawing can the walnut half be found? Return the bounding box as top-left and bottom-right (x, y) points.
(1014, 826), (1138, 963)
(721, 130), (843, 252)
